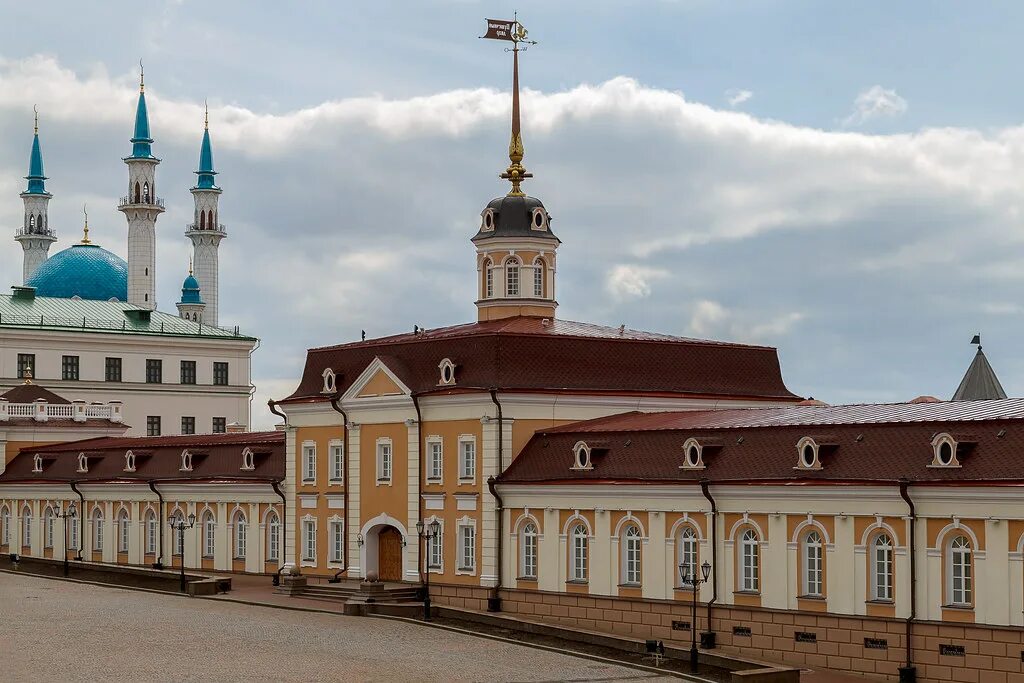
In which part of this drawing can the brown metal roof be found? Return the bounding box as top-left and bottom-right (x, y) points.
(1, 383), (71, 404)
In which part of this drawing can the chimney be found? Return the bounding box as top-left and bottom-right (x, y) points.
(226, 422), (247, 434)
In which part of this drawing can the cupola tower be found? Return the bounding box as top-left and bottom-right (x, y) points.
(184, 104), (226, 327)
(118, 66), (164, 310)
(475, 19), (559, 322)
(176, 260), (206, 323)
(15, 108), (57, 283)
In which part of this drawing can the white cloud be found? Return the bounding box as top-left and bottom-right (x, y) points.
(605, 264), (667, 301)
(725, 88), (753, 107)
(842, 85), (908, 127)
(687, 300), (803, 344)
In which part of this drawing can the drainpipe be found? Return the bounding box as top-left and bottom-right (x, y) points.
(329, 393), (349, 580)
(487, 389), (504, 612)
(412, 395), (425, 588)
(699, 479), (718, 649)
(272, 480), (287, 586)
(267, 399), (287, 423)
(898, 479), (917, 683)
(147, 481), (165, 569)
(69, 481), (85, 561)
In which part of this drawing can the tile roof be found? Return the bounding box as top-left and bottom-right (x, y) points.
(499, 398), (1024, 485)
(1, 383), (70, 405)
(284, 316), (798, 402)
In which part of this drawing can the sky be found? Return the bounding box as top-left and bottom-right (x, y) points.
(2, 1), (1023, 428)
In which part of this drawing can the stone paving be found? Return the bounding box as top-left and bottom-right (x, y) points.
(0, 573), (675, 682)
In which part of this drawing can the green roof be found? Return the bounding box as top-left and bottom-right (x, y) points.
(0, 291), (255, 341)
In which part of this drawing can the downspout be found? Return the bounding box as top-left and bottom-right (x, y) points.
(271, 480), (287, 586)
(268, 399), (287, 423)
(699, 479), (718, 649)
(898, 479), (917, 683)
(487, 389), (504, 612)
(329, 393), (349, 580)
(147, 481), (165, 569)
(69, 481), (85, 561)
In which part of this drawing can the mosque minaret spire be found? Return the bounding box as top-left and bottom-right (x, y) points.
(15, 107), (57, 283)
(185, 102), (226, 327)
(118, 63), (164, 310)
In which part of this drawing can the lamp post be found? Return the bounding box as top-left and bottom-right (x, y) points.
(170, 513), (197, 593)
(56, 501), (77, 577)
(415, 519), (441, 621)
(679, 560), (712, 673)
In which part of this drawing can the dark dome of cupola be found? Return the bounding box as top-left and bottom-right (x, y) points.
(473, 194), (560, 242)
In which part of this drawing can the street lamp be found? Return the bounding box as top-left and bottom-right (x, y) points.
(679, 560), (712, 673)
(56, 501), (77, 577)
(169, 513), (197, 593)
(415, 519), (441, 621)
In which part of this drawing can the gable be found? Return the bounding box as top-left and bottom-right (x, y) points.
(356, 369), (406, 398)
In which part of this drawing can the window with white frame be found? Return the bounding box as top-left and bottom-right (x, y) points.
(329, 441), (344, 483)
(740, 529), (759, 592)
(23, 507), (33, 547)
(69, 513), (79, 552)
(202, 512), (215, 558)
(180, 450), (193, 472)
(268, 513), (281, 562)
(329, 519), (344, 564)
(532, 258), (544, 298)
(948, 535), (972, 606)
(1, 506), (10, 546)
(803, 530), (824, 596)
(459, 437), (476, 480)
(505, 258), (521, 297)
(118, 510), (130, 554)
(302, 519), (317, 562)
(33, 454), (43, 473)
(170, 513), (184, 556)
(622, 524), (642, 585)
(520, 522), (538, 579)
(427, 438), (443, 482)
(484, 259), (494, 298)
(92, 509), (103, 551)
(241, 448), (255, 471)
(570, 524), (588, 581)
(872, 533), (894, 601)
(234, 512), (247, 559)
(377, 439), (393, 483)
(427, 521), (443, 569)
(44, 507), (54, 548)
(678, 526), (698, 587)
(458, 523), (476, 571)
(146, 511), (157, 554)
(302, 443), (316, 483)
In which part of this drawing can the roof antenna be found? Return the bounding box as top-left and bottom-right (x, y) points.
(361, 330), (366, 341)
(970, 333), (981, 350)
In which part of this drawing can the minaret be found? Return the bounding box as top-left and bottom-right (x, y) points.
(474, 19), (560, 322)
(176, 259), (206, 323)
(185, 104), (226, 327)
(118, 66), (164, 310)
(15, 108), (57, 283)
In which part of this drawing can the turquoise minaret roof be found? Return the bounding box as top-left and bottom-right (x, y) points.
(179, 269), (203, 304)
(24, 111), (48, 195)
(130, 70), (154, 159)
(194, 106), (219, 189)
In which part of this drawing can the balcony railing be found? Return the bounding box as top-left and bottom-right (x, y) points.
(0, 399), (123, 423)
(118, 195), (165, 209)
(15, 227), (56, 239)
(185, 222), (227, 235)
(0, 312), (247, 338)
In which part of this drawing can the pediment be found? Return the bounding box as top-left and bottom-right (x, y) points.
(343, 357), (412, 401)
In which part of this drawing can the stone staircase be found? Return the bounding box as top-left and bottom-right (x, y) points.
(294, 580), (424, 616)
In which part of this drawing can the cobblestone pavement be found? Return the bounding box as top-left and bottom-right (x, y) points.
(0, 574), (676, 682)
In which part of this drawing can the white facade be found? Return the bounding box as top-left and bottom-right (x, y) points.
(186, 188), (225, 328)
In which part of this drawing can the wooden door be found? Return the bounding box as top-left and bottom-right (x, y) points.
(378, 527), (403, 582)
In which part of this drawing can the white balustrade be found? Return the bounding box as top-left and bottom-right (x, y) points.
(0, 399), (124, 423)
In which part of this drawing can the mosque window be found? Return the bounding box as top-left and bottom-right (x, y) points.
(505, 257), (521, 297)
(134, 182), (141, 203)
(28, 214), (35, 229)
(143, 182), (150, 203)
(200, 211), (206, 229)
(930, 433), (961, 467)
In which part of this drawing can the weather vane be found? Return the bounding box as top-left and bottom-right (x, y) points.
(482, 14), (538, 196)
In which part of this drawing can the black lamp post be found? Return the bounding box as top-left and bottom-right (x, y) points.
(679, 560), (712, 673)
(415, 519), (441, 621)
(170, 513), (197, 593)
(56, 501), (77, 577)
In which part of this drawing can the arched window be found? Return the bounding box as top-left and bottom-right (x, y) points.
(208, 210), (214, 228)
(871, 534), (894, 601)
(803, 530), (824, 596)
(170, 512), (184, 556)
(142, 182), (150, 203)
(202, 511), (216, 558)
(22, 506), (33, 548)
(740, 529), (759, 592)
(505, 258), (521, 297)
(118, 510), (130, 554)
(43, 507), (54, 549)
(28, 214), (35, 229)
(145, 510), (157, 555)
(678, 526), (698, 587)
(532, 257), (545, 298)
(92, 509), (103, 552)
(0, 506), (9, 547)
(622, 524), (642, 585)
(520, 522), (538, 579)
(483, 258), (494, 298)
(948, 535), (972, 606)
(200, 211), (206, 229)
(569, 523), (588, 582)
(38, 214), (43, 231)
(234, 511), (247, 559)
(134, 182), (141, 203)
(267, 512), (280, 562)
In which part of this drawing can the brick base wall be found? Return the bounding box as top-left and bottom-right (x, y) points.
(429, 584), (1023, 683)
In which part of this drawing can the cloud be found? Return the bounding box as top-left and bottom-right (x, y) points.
(842, 85), (908, 127)
(725, 88), (753, 107)
(687, 300), (803, 344)
(605, 265), (668, 301)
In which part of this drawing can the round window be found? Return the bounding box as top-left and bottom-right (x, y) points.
(441, 364), (453, 384)
(687, 445), (700, 467)
(534, 211), (544, 228)
(484, 212), (494, 229)
(938, 441), (953, 466)
(801, 444), (816, 468)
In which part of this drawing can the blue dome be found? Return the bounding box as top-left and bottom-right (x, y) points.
(25, 243), (128, 301)
(180, 274), (203, 304)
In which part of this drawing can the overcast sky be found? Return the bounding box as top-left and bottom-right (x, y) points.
(2, 1), (1023, 428)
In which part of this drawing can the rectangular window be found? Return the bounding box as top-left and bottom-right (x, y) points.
(268, 519), (280, 561)
(377, 441), (392, 482)
(45, 512), (54, 549)
(17, 353), (35, 379)
(147, 416), (161, 437)
(459, 438), (476, 480)
(428, 526), (443, 569)
(302, 520), (316, 562)
(329, 442), (344, 483)
(105, 357), (122, 382)
(146, 359), (162, 384)
(427, 440), (443, 482)
(119, 516), (129, 554)
(204, 518), (215, 558)
(212, 417), (226, 433)
(329, 520), (344, 563)
(62, 355), (80, 381)
(181, 416), (195, 435)
(235, 520), (247, 559)
(302, 444), (316, 483)
(146, 516), (156, 554)
(180, 360), (197, 385)
(458, 524), (476, 571)
(70, 516), (78, 551)
(213, 362), (229, 386)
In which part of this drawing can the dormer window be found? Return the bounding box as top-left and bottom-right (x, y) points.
(180, 450), (194, 472)
(481, 208), (496, 232)
(680, 438), (706, 470)
(124, 451), (136, 473)
(32, 454), (43, 473)
(438, 358), (456, 386)
(571, 441), (593, 471)
(530, 207), (549, 231)
(930, 433), (961, 468)
(77, 453), (88, 473)
(321, 368), (337, 394)
(241, 448), (255, 471)
(795, 437), (823, 470)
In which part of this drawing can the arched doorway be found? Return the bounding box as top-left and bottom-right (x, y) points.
(378, 526), (403, 582)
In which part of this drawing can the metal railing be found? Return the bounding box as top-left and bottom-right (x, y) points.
(118, 195), (165, 209)
(185, 223), (227, 235)
(15, 227), (56, 239)
(0, 312), (246, 338)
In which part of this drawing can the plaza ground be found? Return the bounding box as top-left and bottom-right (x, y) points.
(0, 572), (675, 682)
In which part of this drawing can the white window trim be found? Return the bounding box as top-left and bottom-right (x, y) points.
(455, 516), (477, 576)
(930, 433), (962, 468)
(22, 508), (33, 548)
(568, 523), (589, 583)
(117, 510), (130, 554)
(233, 512), (248, 560)
(202, 511), (216, 559)
(425, 515), (445, 574)
(241, 447), (256, 472)
(77, 453), (88, 473)
(458, 435), (477, 484)
(181, 449), (194, 473)
(519, 521), (539, 580)
(794, 437), (822, 471)
(802, 530), (824, 597)
(947, 535), (973, 607)
(267, 512), (281, 563)
(437, 358), (457, 386)
(676, 526), (699, 590)
(145, 510), (157, 555)
(376, 437), (393, 486)
(327, 439), (344, 484)
(327, 515), (345, 568)
(33, 454), (43, 473)
(620, 524), (643, 587)
(321, 367), (337, 394)
(570, 441), (593, 471)
(426, 436), (443, 484)
(300, 515), (318, 567)
(739, 528), (760, 593)
(679, 438), (706, 470)
(870, 533), (894, 602)
(301, 441), (317, 484)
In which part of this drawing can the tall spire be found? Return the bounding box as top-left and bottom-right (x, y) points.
(496, 18), (536, 197)
(25, 106), (48, 195)
(195, 101), (218, 190)
(130, 62), (154, 159)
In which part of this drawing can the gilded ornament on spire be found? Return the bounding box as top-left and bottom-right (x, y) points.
(139, 59), (145, 93)
(33, 105), (38, 134)
(81, 204), (91, 244)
